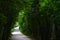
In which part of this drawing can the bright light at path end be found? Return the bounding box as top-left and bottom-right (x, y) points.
(12, 32), (22, 34)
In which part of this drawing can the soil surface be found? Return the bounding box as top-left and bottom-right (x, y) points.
(12, 27), (31, 40)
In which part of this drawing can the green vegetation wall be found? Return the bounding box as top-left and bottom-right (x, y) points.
(19, 0), (60, 40)
(0, 0), (25, 40)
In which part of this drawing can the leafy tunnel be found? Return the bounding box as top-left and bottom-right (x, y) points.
(0, 0), (60, 40)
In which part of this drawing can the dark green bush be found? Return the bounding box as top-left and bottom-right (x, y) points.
(19, 0), (60, 40)
(0, 0), (25, 40)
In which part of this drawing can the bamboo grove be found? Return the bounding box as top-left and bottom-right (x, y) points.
(0, 0), (60, 40)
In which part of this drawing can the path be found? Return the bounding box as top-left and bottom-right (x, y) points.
(12, 27), (31, 40)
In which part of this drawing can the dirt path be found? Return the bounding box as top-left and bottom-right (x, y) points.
(11, 27), (31, 40)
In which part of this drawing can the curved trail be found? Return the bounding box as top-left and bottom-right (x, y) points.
(12, 27), (31, 40)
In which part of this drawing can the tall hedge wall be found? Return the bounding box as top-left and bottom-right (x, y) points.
(0, 0), (25, 40)
(19, 0), (60, 40)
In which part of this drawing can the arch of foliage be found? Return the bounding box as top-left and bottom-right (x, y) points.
(0, 0), (60, 40)
(19, 0), (60, 40)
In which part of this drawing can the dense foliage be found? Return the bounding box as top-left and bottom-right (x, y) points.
(19, 0), (60, 40)
(0, 0), (25, 40)
(0, 0), (60, 40)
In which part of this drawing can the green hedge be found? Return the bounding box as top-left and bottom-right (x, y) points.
(0, 0), (25, 40)
(19, 0), (60, 40)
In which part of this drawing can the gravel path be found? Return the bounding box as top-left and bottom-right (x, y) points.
(12, 27), (31, 40)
